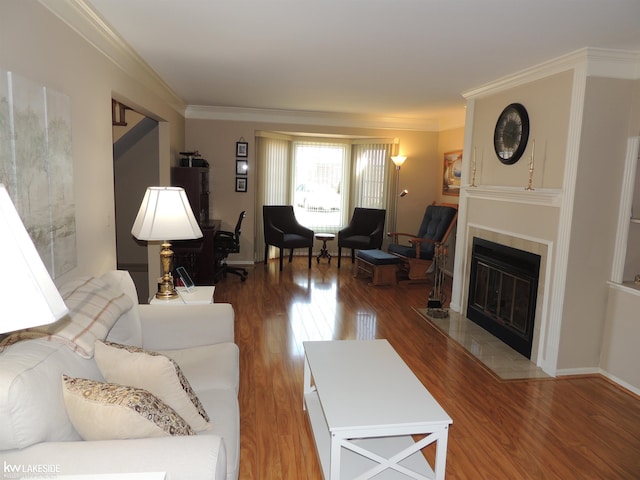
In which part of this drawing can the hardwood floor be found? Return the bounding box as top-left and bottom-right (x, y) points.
(213, 257), (640, 479)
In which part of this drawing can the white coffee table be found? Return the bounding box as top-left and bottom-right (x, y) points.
(303, 339), (452, 480)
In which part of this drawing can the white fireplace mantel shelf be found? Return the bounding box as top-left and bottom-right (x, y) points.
(462, 185), (563, 207)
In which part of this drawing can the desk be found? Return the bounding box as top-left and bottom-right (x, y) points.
(173, 219), (221, 285)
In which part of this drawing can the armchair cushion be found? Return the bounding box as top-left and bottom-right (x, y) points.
(263, 205), (314, 247)
(338, 208), (386, 248)
(338, 208), (386, 267)
(388, 205), (457, 260)
(139, 303), (235, 350)
(95, 341), (212, 432)
(61, 375), (195, 440)
(263, 205), (314, 270)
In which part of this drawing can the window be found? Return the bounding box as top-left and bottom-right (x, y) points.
(292, 141), (349, 231)
(256, 132), (397, 261)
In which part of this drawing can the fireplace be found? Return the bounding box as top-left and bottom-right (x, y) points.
(467, 238), (541, 359)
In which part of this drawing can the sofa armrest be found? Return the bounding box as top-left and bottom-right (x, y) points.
(2, 435), (226, 480)
(139, 303), (235, 350)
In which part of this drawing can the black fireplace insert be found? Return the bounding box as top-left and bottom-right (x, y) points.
(467, 238), (541, 358)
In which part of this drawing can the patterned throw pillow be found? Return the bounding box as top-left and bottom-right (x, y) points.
(0, 276), (134, 358)
(61, 375), (195, 440)
(95, 340), (211, 432)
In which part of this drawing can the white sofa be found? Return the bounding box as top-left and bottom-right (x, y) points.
(0, 270), (239, 480)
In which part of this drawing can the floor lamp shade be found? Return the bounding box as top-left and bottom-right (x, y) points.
(0, 184), (69, 333)
(131, 187), (203, 241)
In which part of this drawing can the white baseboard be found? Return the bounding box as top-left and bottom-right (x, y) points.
(557, 367), (640, 397)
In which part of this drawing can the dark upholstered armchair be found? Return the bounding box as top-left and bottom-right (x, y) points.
(337, 208), (386, 268)
(388, 203), (457, 282)
(263, 205), (314, 271)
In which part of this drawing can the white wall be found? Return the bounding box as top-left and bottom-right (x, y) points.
(0, 0), (186, 284)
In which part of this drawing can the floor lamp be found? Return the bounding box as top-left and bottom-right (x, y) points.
(391, 155), (407, 232)
(0, 184), (69, 333)
(131, 186), (203, 300)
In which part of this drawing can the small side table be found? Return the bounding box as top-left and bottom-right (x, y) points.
(149, 286), (215, 305)
(315, 233), (335, 264)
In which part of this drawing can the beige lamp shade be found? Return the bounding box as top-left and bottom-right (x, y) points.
(131, 187), (203, 241)
(0, 184), (69, 333)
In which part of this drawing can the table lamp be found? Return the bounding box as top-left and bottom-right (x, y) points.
(0, 184), (69, 333)
(131, 186), (203, 300)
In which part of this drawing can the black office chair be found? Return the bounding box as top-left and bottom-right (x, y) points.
(214, 211), (248, 282)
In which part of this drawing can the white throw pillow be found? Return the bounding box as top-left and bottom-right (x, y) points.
(95, 341), (211, 432)
(61, 375), (195, 440)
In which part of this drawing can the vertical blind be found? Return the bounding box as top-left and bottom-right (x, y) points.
(256, 132), (398, 261)
(352, 142), (394, 209)
(256, 135), (290, 262)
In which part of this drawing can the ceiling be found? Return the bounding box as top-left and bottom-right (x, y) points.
(86, 0), (640, 129)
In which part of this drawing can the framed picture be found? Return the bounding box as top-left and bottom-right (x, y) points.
(443, 150), (463, 196)
(236, 159), (248, 175)
(236, 141), (248, 157)
(235, 177), (247, 192)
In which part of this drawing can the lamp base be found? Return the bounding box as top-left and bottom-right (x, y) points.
(155, 279), (178, 300)
(155, 242), (178, 299)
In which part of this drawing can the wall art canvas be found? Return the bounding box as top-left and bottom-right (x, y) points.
(443, 150), (463, 196)
(0, 69), (76, 278)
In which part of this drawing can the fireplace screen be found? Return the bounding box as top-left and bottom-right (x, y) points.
(467, 238), (540, 358)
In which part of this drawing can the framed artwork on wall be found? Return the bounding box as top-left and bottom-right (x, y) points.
(236, 159), (248, 175)
(443, 150), (463, 196)
(235, 177), (247, 192)
(236, 141), (248, 157)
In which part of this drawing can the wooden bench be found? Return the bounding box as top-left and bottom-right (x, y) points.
(354, 249), (401, 286)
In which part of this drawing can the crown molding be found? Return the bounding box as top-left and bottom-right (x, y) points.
(184, 105), (445, 131)
(463, 47), (640, 100)
(38, 0), (185, 114)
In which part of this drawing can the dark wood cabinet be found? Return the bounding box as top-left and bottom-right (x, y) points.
(171, 167), (219, 285)
(172, 166), (209, 223)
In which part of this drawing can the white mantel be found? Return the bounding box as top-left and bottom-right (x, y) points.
(450, 48), (640, 379)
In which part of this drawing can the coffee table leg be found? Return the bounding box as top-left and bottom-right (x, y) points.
(330, 435), (342, 479)
(303, 354), (315, 410)
(434, 427), (449, 480)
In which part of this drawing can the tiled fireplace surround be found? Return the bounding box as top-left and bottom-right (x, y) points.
(456, 225), (550, 368)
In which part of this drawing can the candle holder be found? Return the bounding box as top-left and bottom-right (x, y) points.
(470, 147), (477, 187)
(525, 140), (535, 191)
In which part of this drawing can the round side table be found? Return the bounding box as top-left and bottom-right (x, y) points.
(315, 233), (335, 263)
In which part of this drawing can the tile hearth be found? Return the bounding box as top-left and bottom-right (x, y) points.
(416, 309), (550, 381)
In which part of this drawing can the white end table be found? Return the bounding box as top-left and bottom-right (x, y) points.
(149, 286), (215, 305)
(303, 339), (452, 479)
